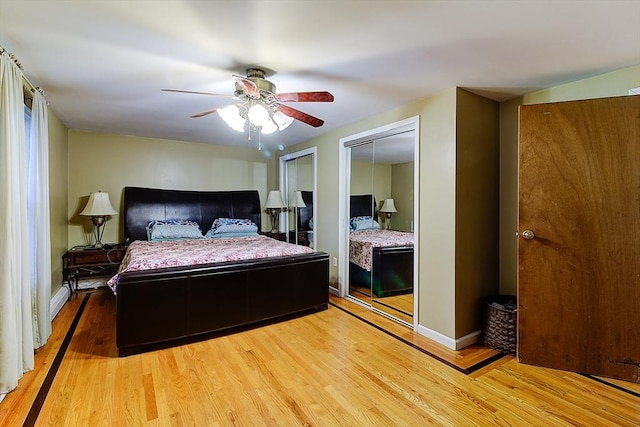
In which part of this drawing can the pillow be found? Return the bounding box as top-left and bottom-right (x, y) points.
(350, 216), (380, 231)
(209, 218), (258, 235)
(146, 219), (204, 241)
(205, 230), (258, 239)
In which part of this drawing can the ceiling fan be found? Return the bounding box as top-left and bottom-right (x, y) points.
(162, 68), (334, 133)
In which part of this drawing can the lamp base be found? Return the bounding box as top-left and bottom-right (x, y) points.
(385, 213), (392, 230)
(90, 216), (108, 248)
(267, 208), (281, 233)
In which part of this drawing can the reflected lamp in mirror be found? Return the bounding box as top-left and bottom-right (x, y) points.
(380, 198), (397, 230)
(80, 190), (117, 248)
(291, 191), (307, 209)
(264, 190), (287, 233)
(290, 191), (307, 239)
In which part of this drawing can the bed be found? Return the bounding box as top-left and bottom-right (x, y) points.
(349, 194), (414, 298)
(111, 186), (329, 356)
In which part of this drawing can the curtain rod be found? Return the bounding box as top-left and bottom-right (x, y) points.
(1, 45), (43, 95)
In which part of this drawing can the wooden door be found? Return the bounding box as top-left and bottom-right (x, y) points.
(518, 95), (640, 383)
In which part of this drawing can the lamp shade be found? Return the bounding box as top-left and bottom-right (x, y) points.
(273, 110), (294, 130)
(218, 104), (246, 132)
(380, 198), (397, 213)
(264, 190), (286, 209)
(80, 191), (117, 216)
(290, 191), (306, 208)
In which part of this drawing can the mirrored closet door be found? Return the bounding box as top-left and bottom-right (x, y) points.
(342, 118), (418, 326)
(280, 148), (317, 249)
(348, 142), (375, 307)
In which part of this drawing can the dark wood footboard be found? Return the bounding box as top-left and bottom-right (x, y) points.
(116, 252), (329, 356)
(372, 246), (413, 297)
(349, 246), (413, 298)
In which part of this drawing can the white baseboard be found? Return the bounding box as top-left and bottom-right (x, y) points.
(50, 285), (69, 320)
(50, 276), (109, 320)
(416, 325), (482, 350)
(455, 330), (482, 349)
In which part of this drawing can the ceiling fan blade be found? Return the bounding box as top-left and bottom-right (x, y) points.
(275, 91), (334, 103)
(162, 88), (236, 98)
(277, 105), (324, 127)
(190, 108), (218, 118)
(232, 75), (260, 98)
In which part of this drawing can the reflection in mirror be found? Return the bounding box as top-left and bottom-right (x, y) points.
(282, 151), (315, 248)
(346, 128), (415, 326)
(348, 143), (375, 306)
(370, 135), (414, 324)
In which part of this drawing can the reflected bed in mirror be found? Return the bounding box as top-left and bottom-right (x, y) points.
(348, 194), (414, 298)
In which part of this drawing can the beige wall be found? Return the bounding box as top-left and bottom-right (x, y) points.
(455, 89), (499, 337)
(48, 107), (69, 296)
(350, 159), (392, 220)
(390, 161), (414, 232)
(285, 154), (313, 232)
(499, 64), (640, 296)
(295, 154), (313, 192)
(416, 88), (458, 337)
(67, 131), (276, 247)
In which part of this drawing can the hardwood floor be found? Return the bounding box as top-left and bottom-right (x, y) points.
(1, 290), (638, 426)
(349, 284), (413, 324)
(330, 295), (503, 373)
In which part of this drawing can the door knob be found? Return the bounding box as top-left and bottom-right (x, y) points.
(522, 230), (535, 240)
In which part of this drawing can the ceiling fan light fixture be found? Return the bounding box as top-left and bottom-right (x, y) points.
(261, 117), (278, 135)
(273, 110), (294, 131)
(168, 68), (332, 137)
(247, 103), (270, 127)
(218, 104), (246, 132)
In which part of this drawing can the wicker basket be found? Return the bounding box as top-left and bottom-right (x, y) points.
(483, 295), (517, 355)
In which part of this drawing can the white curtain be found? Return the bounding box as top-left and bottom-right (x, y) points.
(28, 89), (52, 348)
(0, 50), (51, 394)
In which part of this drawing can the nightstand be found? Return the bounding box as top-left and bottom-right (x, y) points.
(63, 244), (125, 296)
(262, 232), (287, 242)
(289, 230), (309, 246)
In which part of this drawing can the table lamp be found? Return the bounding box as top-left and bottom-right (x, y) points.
(80, 190), (117, 248)
(264, 190), (287, 233)
(380, 198), (397, 230)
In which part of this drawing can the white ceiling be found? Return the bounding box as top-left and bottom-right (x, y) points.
(1, 0), (638, 153)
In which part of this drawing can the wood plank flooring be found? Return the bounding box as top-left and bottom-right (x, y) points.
(1, 290), (638, 426)
(330, 295), (503, 373)
(349, 284), (413, 324)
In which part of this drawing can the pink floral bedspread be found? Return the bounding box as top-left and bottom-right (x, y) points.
(349, 230), (414, 271)
(107, 235), (313, 293)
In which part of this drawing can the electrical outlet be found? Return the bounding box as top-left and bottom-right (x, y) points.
(332, 257), (337, 267)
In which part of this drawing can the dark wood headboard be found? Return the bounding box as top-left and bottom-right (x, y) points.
(123, 187), (262, 244)
(350, 194), (377, 219)
(298, 191), (313, 231)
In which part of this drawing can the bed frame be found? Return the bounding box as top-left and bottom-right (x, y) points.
(349, 194), (413, 298)
(115, 186), (329, 356)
